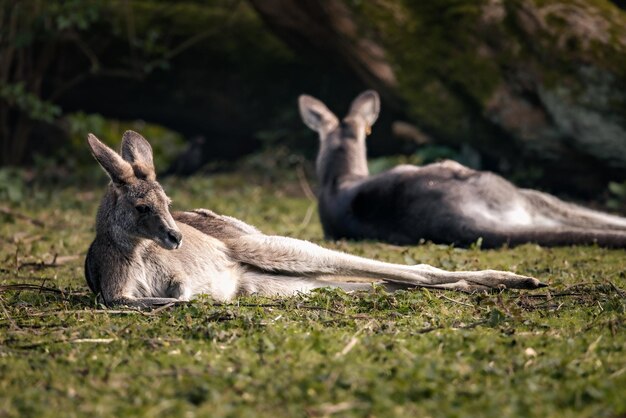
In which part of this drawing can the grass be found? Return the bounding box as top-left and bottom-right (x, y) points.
(0, 170), (625, 417)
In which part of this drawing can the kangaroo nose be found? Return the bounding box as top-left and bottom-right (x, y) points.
(166, 229), (183, 248)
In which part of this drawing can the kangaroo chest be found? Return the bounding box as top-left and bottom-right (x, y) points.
(125, 223), (243, 301)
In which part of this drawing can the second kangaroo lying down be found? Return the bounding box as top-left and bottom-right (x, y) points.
(299, 90), (626, 248)
(85, 131), (545, 307)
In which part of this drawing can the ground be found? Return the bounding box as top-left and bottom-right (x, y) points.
(0, 171), (625, 417)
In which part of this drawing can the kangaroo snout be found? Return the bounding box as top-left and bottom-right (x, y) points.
(164, 228), (183, 250)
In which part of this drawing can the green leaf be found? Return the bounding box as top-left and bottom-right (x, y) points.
(608, 182), (626, 198)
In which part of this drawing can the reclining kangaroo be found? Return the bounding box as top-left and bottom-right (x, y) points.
(85, 131), (545, 307)
(299, 90), (626, 248)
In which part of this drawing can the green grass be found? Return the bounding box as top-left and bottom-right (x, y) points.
(1, 171), (625, 417)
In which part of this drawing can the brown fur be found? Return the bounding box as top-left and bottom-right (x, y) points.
(85, 131), (545, 308)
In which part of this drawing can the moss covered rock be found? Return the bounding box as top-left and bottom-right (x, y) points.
(252, 0), (626, 193)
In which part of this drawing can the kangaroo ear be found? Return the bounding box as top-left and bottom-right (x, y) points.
(298, 94), (339, 134)
(87, 134), (134, 185)
(120, 130), (156, 180)
(348, 90), (380, 131)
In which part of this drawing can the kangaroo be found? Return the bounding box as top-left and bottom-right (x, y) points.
(84, 131), (545, 307)
(299, 90), (626, 248)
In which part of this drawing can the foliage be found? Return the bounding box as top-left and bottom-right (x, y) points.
(607, 181), (626, 211)
(63, 112), (186, 171)
(1, 0), (241, 166)
(0, 83), (61, 123)
(0, 168), (25, 204)
(0, 0), (107, 165)
(1, 170), (626, 417)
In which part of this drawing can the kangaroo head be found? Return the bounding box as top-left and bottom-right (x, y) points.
(87, 131), (183, 250)
(299, 90), (380, 183)
(298, 90), (380, 142)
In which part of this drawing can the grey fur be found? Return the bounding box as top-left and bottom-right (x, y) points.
(299, 91), (626, 248)
(85, 131), (545, 308)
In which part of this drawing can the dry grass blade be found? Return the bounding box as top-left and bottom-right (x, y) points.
(414, 319), (489, 334)
(607, 280), (626, 298)
(72, 338), (115, 344)
(440, 294), (474, 307)
(336, 320), (374, 357)
(18, 254), (80, 270)
(307, 401), (365, 417)
(296, 164), (316, 202)
(0, 206), (45, 227)
(0, 283), (89, 297)
(0, 283), (65, 295)
(0, 295), (19, 329)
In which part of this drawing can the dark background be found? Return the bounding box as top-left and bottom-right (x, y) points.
(2, 0), (626, 199)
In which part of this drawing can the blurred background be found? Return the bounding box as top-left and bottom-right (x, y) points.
(1, 0), (626, 205)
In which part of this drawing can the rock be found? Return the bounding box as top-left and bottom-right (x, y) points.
(251, 0), (626, 194)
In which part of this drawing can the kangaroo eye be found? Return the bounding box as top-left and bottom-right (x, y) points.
(135, 204), (151, 214)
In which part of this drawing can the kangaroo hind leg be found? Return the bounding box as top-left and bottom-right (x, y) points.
(227, 235), (546, 292)
(523, 189), (626, 230)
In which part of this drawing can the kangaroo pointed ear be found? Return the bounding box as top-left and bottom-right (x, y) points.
(120, 130), (156, 180)
(298, 94), (339, 135)
(348, 90), (380, 133)
(87, 134), (134, 185)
